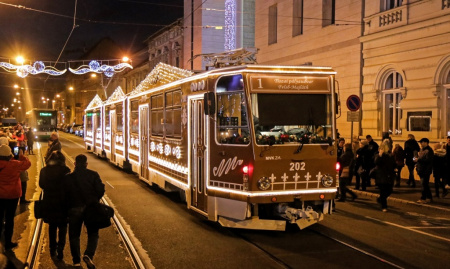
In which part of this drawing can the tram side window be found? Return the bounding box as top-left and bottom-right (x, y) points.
(105, 108), (110, 129)
(216, 75), (250, 145)
(116, 104), (123, 132)
(86, 114), (93, 131)
(165, 90), (182, 138)
(151, 95), (164, 136)
(130, 100), (139, 134)
(95, 111), (101, 131)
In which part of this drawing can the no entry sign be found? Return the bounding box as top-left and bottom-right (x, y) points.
(346, 95), (361, 111)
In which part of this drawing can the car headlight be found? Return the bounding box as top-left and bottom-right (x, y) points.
(257, 177), (271, 190)
(321, 174), (334, 187)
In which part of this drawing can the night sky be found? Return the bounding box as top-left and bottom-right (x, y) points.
(0, 0), (184, 110)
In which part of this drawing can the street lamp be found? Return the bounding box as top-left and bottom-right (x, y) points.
(16, 56), (24, 65)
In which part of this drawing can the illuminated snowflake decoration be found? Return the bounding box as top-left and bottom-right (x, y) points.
(0, 61), (66, 78)
(69, 60), (132, 77)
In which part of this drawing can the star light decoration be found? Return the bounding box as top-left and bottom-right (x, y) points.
(0, 59), (132, 78)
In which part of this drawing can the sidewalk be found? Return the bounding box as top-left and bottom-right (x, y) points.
(349, 178), (450, 212)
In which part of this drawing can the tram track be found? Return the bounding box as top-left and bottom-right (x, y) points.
(24, 141), (145, 269)
(231, 224), (405, 269)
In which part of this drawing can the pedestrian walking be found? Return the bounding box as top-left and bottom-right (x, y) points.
(445, 136), (450, 190)
(404, 134), (420, 187)
(337, 143), (357, 202)
(337, 138), (345, 159)
(416, 138), (434, 204)
(432, 143), (447, 198)
(19, 171), (30, 204)
(64, 154), (105, 268)
(373, 141), (396, 212)
(382, 132), (393, 153)
(39, 151), (71, 260)
(354, 140), (369, 190)
(366, 135), (379, 187)
(25, 128), (35, 155)
(392, 144), (405, 187)
(0, 145), (31, 249)
(45, 132), (62, 163)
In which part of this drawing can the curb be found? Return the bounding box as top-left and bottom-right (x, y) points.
(351, 189), (450, 213)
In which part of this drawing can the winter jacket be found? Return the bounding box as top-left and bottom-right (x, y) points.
(64, 167), (105, 209)
(45, 139), (62, 163)
(392, 146), (405, 167)
(0, 155), (31, 199)
(374, 153), (396, 185)
(338, 150), (354, 178)
(404, 139), (420, 166)
(432, 148), (446, 179)
(416, 146), (434, 177)
(39, 160), (71, 223)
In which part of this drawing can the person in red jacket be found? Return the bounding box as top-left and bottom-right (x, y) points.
(0, 145), (31, 249)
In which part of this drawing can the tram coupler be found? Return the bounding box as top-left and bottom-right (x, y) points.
(276, 203), (323, 230)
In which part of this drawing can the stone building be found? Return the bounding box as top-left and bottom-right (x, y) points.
(254, 0), (450, 142)
(147, 18), (184, 70)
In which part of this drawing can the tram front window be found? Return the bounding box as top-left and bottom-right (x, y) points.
(216, 74), (250, 145)
(252, 93), (333, 145)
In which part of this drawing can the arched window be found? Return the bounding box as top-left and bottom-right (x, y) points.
(383, 71), (403, 135)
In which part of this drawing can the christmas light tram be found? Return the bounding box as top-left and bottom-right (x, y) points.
(86, 63), (339, 231)
(84, 95), (103, 155)
(25, 108), (58, 140)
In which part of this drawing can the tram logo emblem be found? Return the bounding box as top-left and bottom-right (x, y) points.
(213, 157), (243, 177)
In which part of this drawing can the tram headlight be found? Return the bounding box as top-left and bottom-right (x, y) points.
(321, 174), (334, 188)
(257, 177), (271, 191)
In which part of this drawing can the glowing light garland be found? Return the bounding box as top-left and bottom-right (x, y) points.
(68, 60), (133, 77)
(224, 0), (236, 51)
(0, 61), (66, 78)
(0, 59), (132, 78)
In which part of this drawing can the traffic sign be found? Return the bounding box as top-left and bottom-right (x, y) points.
(347, 111), (360, 122)
(346, 95), (361, 111)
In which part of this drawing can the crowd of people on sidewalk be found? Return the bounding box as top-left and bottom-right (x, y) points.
(337, 133), (450, 211)
(0, 123), (106, 269)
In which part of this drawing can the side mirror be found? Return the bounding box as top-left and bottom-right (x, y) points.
(204, 92), (216, 115)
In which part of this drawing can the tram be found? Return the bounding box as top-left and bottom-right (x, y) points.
(25, 108), (57, 140)
(86, 62), (339, 231)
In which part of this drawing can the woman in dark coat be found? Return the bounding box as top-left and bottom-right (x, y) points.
(374, 141), (396, 212)
(404, 134), (420, 187)
(392, 144), (405, 187)
(39, 151), (71, 259)
(337, 143), (357, 202)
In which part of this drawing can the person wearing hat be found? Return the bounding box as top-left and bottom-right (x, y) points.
(415, 138), (434, 204)
(0, 145), (31, 249)
(45, 132), (62, 164)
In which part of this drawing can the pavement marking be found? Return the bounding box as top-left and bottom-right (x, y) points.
(405, 227), (450, 229)
(366, 216), (450, 243)
(106, 181), (115, 189)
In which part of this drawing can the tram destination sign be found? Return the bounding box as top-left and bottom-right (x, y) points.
(250, 76), (330, 93)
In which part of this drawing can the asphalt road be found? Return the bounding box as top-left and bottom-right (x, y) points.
(9, 132), (450, 269)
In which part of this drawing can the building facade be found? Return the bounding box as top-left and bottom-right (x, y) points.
(255, 0), (450, 142)
(362, 0), (450, 140)
(147, 19), (184, 70)
(183, 0), (255, 70)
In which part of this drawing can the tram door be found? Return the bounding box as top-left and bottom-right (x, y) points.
(139, 105), (149, 180)
(110, 110), (116, 163)
(190, 98), (208, 212)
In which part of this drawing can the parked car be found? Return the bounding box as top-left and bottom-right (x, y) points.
(70, 124), (82, 134)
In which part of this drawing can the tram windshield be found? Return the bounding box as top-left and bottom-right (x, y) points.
(252, 93), (333, 145)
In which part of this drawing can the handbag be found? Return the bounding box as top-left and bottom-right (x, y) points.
(84, 202), (114, 229)
(34, 191), (44, 219)
(369, 167), (378, 179)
